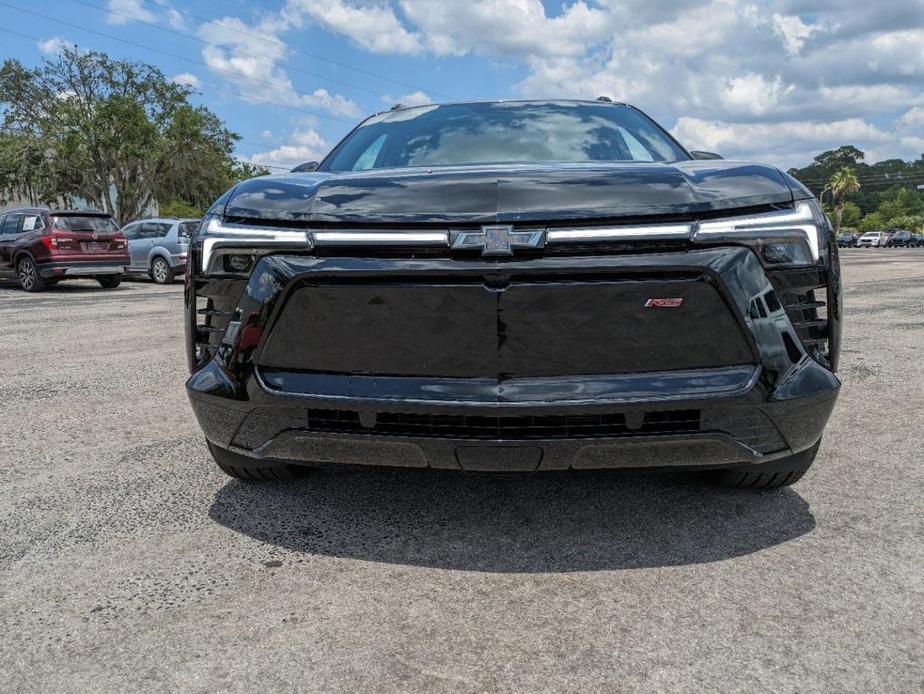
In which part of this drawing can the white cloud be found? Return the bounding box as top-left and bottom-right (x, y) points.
(382, 91), (432, 107)
(37, 37), (72, 55)
(245, 128), (330, 170)
(672, 117), (894, 166)
(399, 0), (613, 58)
(170, 72), (200, 88)
(167, 8), (185, 29)
(899, 107), (924, 128)
(283, 0), (422, 54)
(719, 74), (794, 116)
(105, 0), (156, 25)
(198, 16), (360, 117)
(772, 14), (815, 56)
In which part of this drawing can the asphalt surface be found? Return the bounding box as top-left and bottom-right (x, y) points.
(0, 251), (922, 693)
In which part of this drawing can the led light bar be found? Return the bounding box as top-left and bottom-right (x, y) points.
(311, 231), (449, 246)
(694, 201), (820, 261)
(547, 223), (693, 242)
(201, 217), (311, 272)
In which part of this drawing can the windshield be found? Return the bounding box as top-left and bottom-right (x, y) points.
(52, 215), (119, 233)
(321, 101), (689, 172)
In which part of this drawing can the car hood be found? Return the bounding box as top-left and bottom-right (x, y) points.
(222, 160), (797, 225)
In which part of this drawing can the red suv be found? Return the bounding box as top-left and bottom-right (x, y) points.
(0, 208), (129, 292)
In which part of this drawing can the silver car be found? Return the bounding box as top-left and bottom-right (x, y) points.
(121, 217), (198, 283)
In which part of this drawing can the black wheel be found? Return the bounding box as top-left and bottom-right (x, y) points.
(206, 440), (304, 481)
(96, 274), (122, 289)
(710, 441), (820, 489)
(150, 257), (174, 284)
(17, 256), (46, 292)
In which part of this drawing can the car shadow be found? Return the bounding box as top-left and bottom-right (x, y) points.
(209, 466), (815, 572)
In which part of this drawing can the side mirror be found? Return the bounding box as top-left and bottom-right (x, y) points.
(690, 150), (724, 160)
(291, 161), (319, 173)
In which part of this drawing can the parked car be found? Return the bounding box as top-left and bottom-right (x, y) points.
(186, 98), (841, 490)
(0, 208), (128, 292)
(912, 233), (924, 248)
(886, 230), (914, 247)
(836, 232), (858, 247)
(121, 217), (197, 283)
(857, 231), (888, 247)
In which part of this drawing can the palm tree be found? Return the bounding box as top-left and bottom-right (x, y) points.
(829, 167), (861, 232)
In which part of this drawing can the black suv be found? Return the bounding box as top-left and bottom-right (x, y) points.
(186, 100), (841, 489)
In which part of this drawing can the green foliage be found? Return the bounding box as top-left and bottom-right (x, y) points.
(788, 145), (924, 216)
(885, 214), (924, 232)
(877, 187), (922, 220)
(159, 198), (202, 218)
(229, 160), (271, 182)
(828, 167), (861, 232)
(0, 47), (243, 224)
(840, 200), (862, 228)
(857, 212), (885, 232)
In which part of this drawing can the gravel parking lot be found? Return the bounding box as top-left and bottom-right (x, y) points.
(1, 250), (922, 693)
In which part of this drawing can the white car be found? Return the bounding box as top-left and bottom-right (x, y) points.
(857, 231), (888, 248)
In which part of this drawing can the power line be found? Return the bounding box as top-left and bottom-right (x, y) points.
(0, 5), (362, 124)
(65, 0), (389, 106)
(141, 0), (454, 100)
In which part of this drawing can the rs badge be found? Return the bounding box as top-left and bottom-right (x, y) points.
(644, 298), (684, 308)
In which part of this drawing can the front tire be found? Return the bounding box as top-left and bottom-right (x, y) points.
(97, 274), (122, 289)
(206, 440), (304, 482)
(150, 257), (174, 284)
(17, 256), (46, 292)
(710, 441), (820, 489)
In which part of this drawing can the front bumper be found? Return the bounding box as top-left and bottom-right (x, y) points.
(186, 247), (841, 472)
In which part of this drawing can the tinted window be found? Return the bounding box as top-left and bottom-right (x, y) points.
(122, 223), (142, 240)
(141, 222), (172, 239)
(322, 102), (688, 172)
(52, 215), (118, 232)
(178, 221), (198, 240)
(1, 214), (23, 234)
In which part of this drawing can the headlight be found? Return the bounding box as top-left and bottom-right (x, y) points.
(693, 200), (824, 265)
(197, 215), (311, 274)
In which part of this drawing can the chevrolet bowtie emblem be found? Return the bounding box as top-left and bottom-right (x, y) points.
(451, 225), (545, 257)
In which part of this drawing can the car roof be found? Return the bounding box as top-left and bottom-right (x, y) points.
(1, 207), (110, 216)
(379, 98), (631, 116)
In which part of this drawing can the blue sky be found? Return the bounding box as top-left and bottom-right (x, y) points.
(2, 0), (923, 172)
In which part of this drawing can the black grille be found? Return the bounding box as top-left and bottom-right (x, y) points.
(769, 268), (831, 365)
(306, 408), (701, 439)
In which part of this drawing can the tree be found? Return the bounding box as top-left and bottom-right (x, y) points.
(884, 214), (923, 232)
(839, 200), (862, 229)
(0, 47), (243, 224)
(877, 187), (923, 221)
(828, 167), (861, 233)
(857, 212), (885, 232)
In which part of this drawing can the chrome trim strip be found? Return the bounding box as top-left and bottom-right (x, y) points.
(312, 231), (449, 246)
(547, 223), (693, 242)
